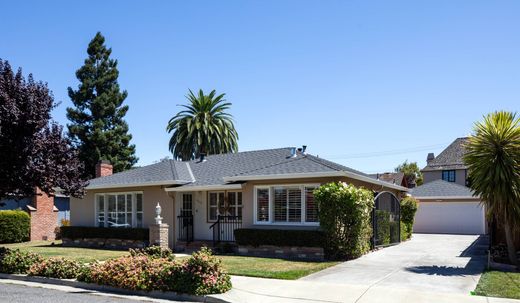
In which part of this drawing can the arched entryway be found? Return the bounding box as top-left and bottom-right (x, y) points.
(372, 191), (400, 247)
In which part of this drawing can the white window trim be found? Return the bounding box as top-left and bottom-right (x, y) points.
(207, 190), (243, 222)
(94, 191), (143, 228)
(253, 184), (320, 226)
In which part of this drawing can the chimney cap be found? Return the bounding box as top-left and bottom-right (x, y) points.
(427, 153), (435, 163)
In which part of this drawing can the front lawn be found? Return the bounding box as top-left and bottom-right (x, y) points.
(0, 241), (338, 279)
(218, 255), (339, 279)
(474, 270), (520, 300)
(1, 241), (129, 263)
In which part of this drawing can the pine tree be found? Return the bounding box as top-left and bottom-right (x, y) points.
(67, 32), (137, 178)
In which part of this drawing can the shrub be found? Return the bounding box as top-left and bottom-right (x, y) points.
(400, 221), (412, 241)
(234, 229), (325, 248)
(375, 210), (391, 245)
(0, 248), (43, 274)
(28, 257), (83, 279)
(61, 226), (149, 241)
(129, 246), (175, 261)
(78, 247), (231, 295)
(0, 210), (30, 243)
(314, 182), (374, 260)
(400, 197), (418, 240)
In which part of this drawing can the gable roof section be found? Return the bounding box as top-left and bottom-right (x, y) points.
(87, 160), (192, 189)
(423, 137), (468, 171)
(87, 147), (408, 191)
(410, 179), (474, 198)
(369, 172), (405, 186)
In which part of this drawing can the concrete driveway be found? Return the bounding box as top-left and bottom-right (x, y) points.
(301, 234), (488, 295)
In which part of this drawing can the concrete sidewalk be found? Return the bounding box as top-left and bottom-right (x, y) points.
(212, 275), (519, 303)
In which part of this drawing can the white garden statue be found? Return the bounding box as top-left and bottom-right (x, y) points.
(155, 202), (163, 224)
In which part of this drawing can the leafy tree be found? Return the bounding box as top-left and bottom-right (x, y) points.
(0, 59), (87, 199)
(395, 160), (423, 187)
(67, 32), (137, 178)
(167, 89), (238, 161)
(464, 111), (520, 266)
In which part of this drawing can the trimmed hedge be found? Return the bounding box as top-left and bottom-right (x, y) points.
(400, 197), (418, 240)
(0, 210), (30, 243)
(61, 226), (149, 241)
(234, 229), (325, 248)
(314, 182), (374, 260)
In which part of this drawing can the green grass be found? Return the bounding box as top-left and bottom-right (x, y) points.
(474, 271), (520, 300)
(217, 255), (339, 280)
(1, 241), (338, 279)
(1, 241), (129, 263)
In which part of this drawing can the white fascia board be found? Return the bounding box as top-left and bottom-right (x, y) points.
(223, 171), (409, 192)
(413, 195), (479, 200)
(164, 183), (244, 192)
(86, 180), (189, 190)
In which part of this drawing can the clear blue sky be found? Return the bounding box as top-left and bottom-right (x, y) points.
(2, 1), (519, 173)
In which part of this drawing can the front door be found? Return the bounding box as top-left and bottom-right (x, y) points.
(178, 193), (194, 242)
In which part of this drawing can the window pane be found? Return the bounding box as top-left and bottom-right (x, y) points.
(305, 187), (318, 222)
(117, 195), (125, 212)
(97, 195), (104, 212)
(126, 194), (133, 212)
(274, 188), (287, 222)
(97, 213), (105, 227)
(228, 192), (236, 206)
(218, 192), (225, 208)
(209, 193), (217, 206)
(136, 194), (143, 212)
(288, 188), (301, 222)
(126, 213), (132, 227)
(108, 195), (116, 212)
(237, 192), (242, 205)
(209, 207), (217, 221)
(257, 188), (269, 222)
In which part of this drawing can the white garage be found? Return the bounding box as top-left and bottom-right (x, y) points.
(411, 180), (486, 235)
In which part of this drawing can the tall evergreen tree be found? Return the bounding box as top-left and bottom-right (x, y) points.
(67, 32), (137, 178)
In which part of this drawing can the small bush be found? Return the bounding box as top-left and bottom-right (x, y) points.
(375, 210), (391, 245)
(0, 210), (30, 243)
(400, 221), (412, 241)
(61, 226), (149, 241)
(400, 197), (418, 240)
(28, 257), (83, 279)
(0, 248), (43, 274)
(314, 182), (374, 260)
(129, 246), (175, 261)
(234, 229), (325, 248)
(78, 247), (231, 295)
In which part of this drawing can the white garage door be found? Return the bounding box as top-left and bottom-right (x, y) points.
(413, 201), (486, 235)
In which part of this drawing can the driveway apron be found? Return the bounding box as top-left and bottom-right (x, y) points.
(301, 234), (488, 295)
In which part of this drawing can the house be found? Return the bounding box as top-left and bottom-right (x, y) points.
(369, 172), (410, 188)
(70, 147), (408, 249)
(0, 191), (71, 224)
(410, 138), (486, 235)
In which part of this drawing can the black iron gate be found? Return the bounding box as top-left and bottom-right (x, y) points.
(372, 191), (400, 247)
(177, 211), (194, 243)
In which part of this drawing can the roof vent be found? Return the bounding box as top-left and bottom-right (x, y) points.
(427, 153), (435, 164)
(199, 152), (207, 162)
(302, 145), (307, 154)
(290, 147), (297, 158)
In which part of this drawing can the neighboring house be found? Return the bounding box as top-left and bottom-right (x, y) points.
(411, 137), (486, 235)
(369, 172), (410, 188)
(70, 147), (408, 249)
(0, 192), (70, 225)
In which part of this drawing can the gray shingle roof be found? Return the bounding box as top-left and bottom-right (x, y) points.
(369, 172), (405, 186)
(87, 147), (405, 191)
(423, 138), (468, 171)
(410, 179), (474, 198)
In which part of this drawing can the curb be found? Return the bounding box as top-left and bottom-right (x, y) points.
(0, 273), (230, 303)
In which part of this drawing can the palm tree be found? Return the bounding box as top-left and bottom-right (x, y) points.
(167, 89), (238, 161)
(464, 111), (520, 266)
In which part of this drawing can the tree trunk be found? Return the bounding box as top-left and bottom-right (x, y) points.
(504, 219), (518, 267)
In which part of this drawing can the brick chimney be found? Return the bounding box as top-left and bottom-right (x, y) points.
(95, 160), (113, 178)
(27, 188), (58, 241)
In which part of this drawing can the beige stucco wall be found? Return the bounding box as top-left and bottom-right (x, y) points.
(70, 186), (176, 247)
(71, 177), (405, 244)
(422, 169), (467, 186)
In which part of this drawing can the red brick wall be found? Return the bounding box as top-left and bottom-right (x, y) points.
(29, 188), (58, 241)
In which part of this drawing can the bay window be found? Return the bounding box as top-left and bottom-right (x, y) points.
(95, 192), (143, 228)
(255, 185), (319, 225)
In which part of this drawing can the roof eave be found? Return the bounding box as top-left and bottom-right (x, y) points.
(413, 195), (479, 200)
(86, 180), (191, 190)
(164, 183), (244, 192)
(223, 171), (409, 192)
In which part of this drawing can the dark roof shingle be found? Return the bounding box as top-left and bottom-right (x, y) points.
(410, 179), (474, 197)
(423, 137), (468, 171)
